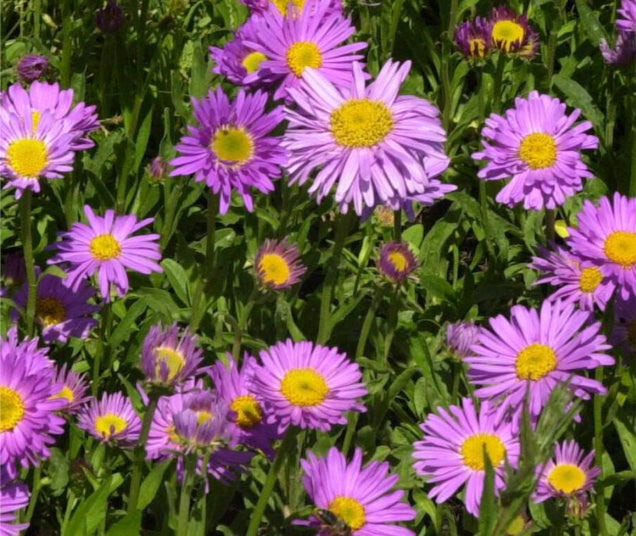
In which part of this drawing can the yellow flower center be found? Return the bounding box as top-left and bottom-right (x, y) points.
(492, 20), (525, 51)
(330, 98), (394, 148)
(604, 231), (636, 268)
(515, 343), (557, 380)
(154, 346), (186, 381)
(507, 515), (526, 536)
(211, 127), (254, 165)
(230, 395), (263, 429)
(328, 496), (366, 530)
(52, 385), (75, 403)
(280, 368), (329, 406)
(90, 234), (122, 261)
(519, 133), (558, 169)
(461, 433), (506, 471)
(95, 413), (128, 438)
(36, 296), (67, 326)
(547, 463), (586, 494)
(271, 0), (306, 14)
(469, 38), (487, 58)
(0, 386), (26, 432)
(7, 138), (48, 177)
(388, 251), (409, 272)
(579, 266), (603, 293)
(258, 253), (291, 286)
(286, 41), (322, 77)
(197, 410), (213, 424)
(242, 51), (268, 74)
(31, 110), (42, 133)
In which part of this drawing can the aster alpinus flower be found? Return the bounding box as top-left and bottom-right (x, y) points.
(17, 54), (49, 82)
(302, 447), (416, 535)
(473, 91), (599, 210)
(284, 60), (450, 215)
(0, 468), (30, 536)
(489, 7), (539, 58)
(78, 392), (142, 445)
(455, 17), (492, 59)
(48, 205), (163, 302)
(241, 0), (342, 17)
(254, 238), (306, 290)
(378, 241), (418, 283)
(446, 321), (481, 359)
(50, 365), (90, 414)
(618, 0), (636, 34)
(600, 31), (636, 67)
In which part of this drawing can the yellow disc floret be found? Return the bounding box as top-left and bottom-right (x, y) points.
(469, 38), (487, 58)
(7, 138), (48, 177)
(95, 413), (127, 438)
(154, 346), (186, 381)
(330, 98), (394, 148)
(242, 51), (268, 74)
(286, 41), (322, 77)
(280, 368), (329, 406)
(515, 343), (557, 381)
(329, 496), (366, 530)
(579, 267), (603, 293)
(492, 20), (525, 51)
(211, 127), (254, 165)
(519, 133), (558, 169)
(388, 251), (409, 272)
(547, 463), (586, 494)
(230, 395), (263, 428)
(36, 296), (67, 326)
(52, 386), (75, 403)
(0, 386), (26, 432)
(90, 234), (122, 261)
(604, 231), (636, 268)
(461, 433), (506, 471)
(258, 253), (291, 286)
(271, 0), (306, 14)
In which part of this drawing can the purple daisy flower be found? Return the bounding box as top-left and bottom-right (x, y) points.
(48, 205), (162, 302)
(566, 193), (636, 300)
(600, 32), (636, 67)
(96, 0), (125, 33)
(464, 300), (613, 422)
(170, 88), (286, 214)
(489, 6), (539, 58)
(244, 0), (367, 102)
(50, 364), (90, 414)
(530, 246), (616, 312)
(254, 238), (306, 290)
(17, 54), (49, 83)
(0, 329), (65, 475)
(301, 447), (416, 535)
(0, 468), (30, 536)
(473, 91), (599, 210)
(454, 17), (492, 59)
(208, 355), (281, 456)
(534, 440), (600, 503)
(618, 0), (636, 33)
(612, 296), (636, 355)
(446, 321), (482, 359)
(284, 60), (450, 215)
(210, 16), (272, 87)
(251, 339), (367, 433)
(140, 323), (204, 387)
(378, 241), (418, 283)
(241, 0), (342, 17)
(13, 273), (99, 343)
(413, 398), (520, 518)
(78, 392), (141, 445)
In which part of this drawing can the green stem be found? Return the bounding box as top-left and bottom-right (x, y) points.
(24, 466), (42, 523)
(60, 0), (72, 88)
(355, 287), (384, 358)
(593, 367), (609, 536)
(20, 190), (37, 337)
(191, 193), (218, 331)
(317, 213), (351, 344)
(177, 457), (196, 536)
(92, 303), (112, 396)
(393, 210), (402, 241)
(33, 0), (41, 39)
(127, 395), (159, 513)
(245, 430), (296, 536)
(232, 288), (259, 361)
(545, 209), (556, 244)
(383, 286), (400, 362)
(478, 181), (495, 261)
(492, 53), (506, 114)
(161, 179), (185, 249)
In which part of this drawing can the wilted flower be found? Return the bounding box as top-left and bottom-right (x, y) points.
(148, 156), (169, 182)
(17, 54), (49, 82)
(378, 241), (418, 283)
(600, 32), (636, 67)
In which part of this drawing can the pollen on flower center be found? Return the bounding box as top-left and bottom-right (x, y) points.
(230, 395), (263, 429)
(280, 368), (329, 406)
(330, 98), (394, 148)
(36, 296), (67, 326)
(95, 413), (128, 438)
(470, 38), (487, 58)
(286, 41), (323, 77)
(7, 138), (48, 177)
(154, 346), (186, 381)
(211, 127), (254, 165)
(197, 410), (213, 425)
(515, 343), (557, 380)
(272, 0), (306, 14)
(90, 234), (122, 261)
(388, 251), (409, 272)
(579, 266), (603, 293)
(604, 231), (636, 268)
(52, 386), (75, 403)
(547, 463), (586, 494)
(461, 433), (506, 471)
(0, 386), (26, 432)
(492, 20), (525, 50)
(519, 133), (557, 169)
(242, 51), (268, 74)
(258, 253), (291, 286)
(329, 496), (366, 530)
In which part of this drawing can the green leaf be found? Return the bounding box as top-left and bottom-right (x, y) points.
(64, 475), (121, 536)
(574, 0), (609, 45)
(162, 258), (190, 306)
(137, 461), (171, 510)
(478, 451), (498, 535)
(552, 75), (605, 138)
(105, 511), (142, 536)
(614, 415), (636, 472)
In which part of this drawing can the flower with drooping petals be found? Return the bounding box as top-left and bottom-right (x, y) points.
(488, 6), (539, 58)
(454, 17), (492, 59)
(17, 55), (49, 83)
(170, 88), (286, 214)
(48, 205), (162, 302)
(566, 193), (636, 300)
(600, 31), (636, 67)
(413, 398), (520, 517)
(96, 0), (125, 33)
(618, 0), (636, 34)
(378, 241), (418, 283)
(0, 468), (30, 536)
(50, 365), (90, 414)
(535, 440), (600, 503)
(284, 60), (450, 215)
(473, 91), (599, 210)
(530, 246), (615, 312)
(208, 355), (281, 455)
(612, 296), (636, 355)
(464, 300), (613, 422)
(446, 321), (481, 359)
(302, 447), (416, 535)
(251, 339), (367, 432)
(244, 0), (366, 102)
(255, 238), (306, 290)
(78, 392), (141, 445)
(13, 273), (99, 343)
(0, 329), (65, 476)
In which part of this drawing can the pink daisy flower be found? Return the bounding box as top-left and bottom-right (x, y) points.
(78, 392), (142, 445)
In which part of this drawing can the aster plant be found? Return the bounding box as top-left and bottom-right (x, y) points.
(254, 238), (306, 290)
(78, 392), (142, 445)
